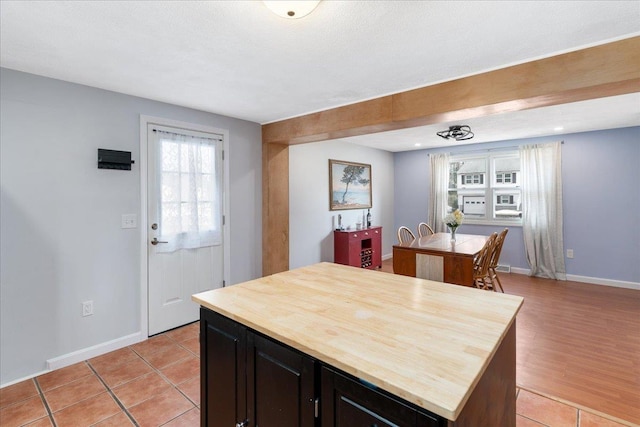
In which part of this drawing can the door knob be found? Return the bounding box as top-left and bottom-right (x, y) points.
(151, 237), (168, 245)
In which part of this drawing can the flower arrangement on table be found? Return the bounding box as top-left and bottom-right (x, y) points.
(444, 209), (464, 241)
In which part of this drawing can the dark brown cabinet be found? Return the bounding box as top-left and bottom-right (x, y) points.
(321, 367), (443, 427)
(201, 307), (246, 426)
(201, 307), (447, 427)
(200, 308), (316, 427)
(247, 333), (316, 427)
(334, 226), (382, 269)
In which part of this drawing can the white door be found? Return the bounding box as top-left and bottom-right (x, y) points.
(147, 124), (225, 335)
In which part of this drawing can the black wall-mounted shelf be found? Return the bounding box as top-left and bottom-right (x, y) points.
(98, 149), (134, 170)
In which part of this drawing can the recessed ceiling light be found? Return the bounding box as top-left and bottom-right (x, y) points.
(554, 126), (564, 132)
(414, 143), (422, 147)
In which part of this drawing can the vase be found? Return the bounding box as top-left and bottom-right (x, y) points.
(449, 227), (457, 242)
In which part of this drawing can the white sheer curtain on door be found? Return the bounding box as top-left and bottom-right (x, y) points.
(428, 153), (450, 232)
(520, 141), (566, 280)
(154, 129), (223, 253)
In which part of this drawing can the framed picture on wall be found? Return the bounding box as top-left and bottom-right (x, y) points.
(329, 159), (372, 211)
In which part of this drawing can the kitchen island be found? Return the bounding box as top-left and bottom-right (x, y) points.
(192, 262), (523, 427)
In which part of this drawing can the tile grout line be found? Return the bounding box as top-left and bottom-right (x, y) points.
(130, 342), (186, 385)
(173, 379), (199, 408)
(517, 385), (636, 427)
(151, 330), (199, 426)
(87, 361), (139, 427)
(128, 340), (199, 414)
(155, 332), (199, 427)
(177, 340), (200, 358)
(156, 404), (194, 427)
(33, 377), (57, 427)
(141, 345), (200, 406)
(517, 413), (550, 426)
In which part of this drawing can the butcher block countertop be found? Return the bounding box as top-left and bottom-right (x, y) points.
(192, 262), (523, 421)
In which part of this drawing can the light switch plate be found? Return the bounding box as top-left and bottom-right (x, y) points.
(121, 214), (137, 229)
(82, 300), (93, 317)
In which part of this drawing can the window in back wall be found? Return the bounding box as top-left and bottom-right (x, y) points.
(448, 151), (522, 226)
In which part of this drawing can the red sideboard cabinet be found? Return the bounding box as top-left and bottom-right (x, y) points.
(334, 226), (382, 270)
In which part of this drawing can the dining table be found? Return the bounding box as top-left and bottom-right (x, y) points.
(393, 232), (489, 286)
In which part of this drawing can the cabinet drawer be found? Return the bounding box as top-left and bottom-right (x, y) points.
(321, 367), (443, 427)
(346, 227), (380, 241)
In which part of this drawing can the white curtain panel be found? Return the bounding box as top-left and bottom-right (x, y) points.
(428, 153), (450, 233)
(520, 142), (566, 280)
(155, 131), (223, 253)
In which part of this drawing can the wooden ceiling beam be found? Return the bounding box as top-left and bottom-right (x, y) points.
(262, 36), (640, 145)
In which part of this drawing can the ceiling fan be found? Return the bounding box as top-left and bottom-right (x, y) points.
(437, 125), (474, 141)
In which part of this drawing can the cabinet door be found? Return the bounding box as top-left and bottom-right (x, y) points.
(371, 228), (382, 268)
(248, 333), (316, 427)
(349, 239), (363, 268)
(200, 308), (247, 427)
(334, 232), (350, 266)
(321, 367), (442, 427)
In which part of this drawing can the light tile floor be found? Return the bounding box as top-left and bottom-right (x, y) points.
(0, 321), (632, 427)
(0, 322), (199, 427)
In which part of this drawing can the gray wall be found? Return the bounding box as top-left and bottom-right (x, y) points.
(289, 140), (394, 268)
(394, 127), (640, 284)
(0, 68), (262, 384)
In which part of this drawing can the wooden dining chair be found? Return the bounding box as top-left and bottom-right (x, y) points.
(397, 226), (416, 244)
(472, 232), (498, 291)
(487, 228), (509, 292)
(417, 222), (434, 238)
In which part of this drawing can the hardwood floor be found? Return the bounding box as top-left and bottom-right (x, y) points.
(381, 259), (640, 425)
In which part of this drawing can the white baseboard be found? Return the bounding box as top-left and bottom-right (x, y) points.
(565, 274), (640, 291)
(1, 332), (144, 389)
(509, 268), (639, 290)
(510, 267), (531, 275)
(46, 331), (143, 372)
(382, 253), (393, 261)
(1, 369), (50, 389)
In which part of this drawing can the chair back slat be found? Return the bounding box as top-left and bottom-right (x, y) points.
(489, 228), (509, 269)
(486, 228), (509, 292)
(473, 232), (498, 290)
(397, 226), (416, 244)
(417, 222), (434, 238)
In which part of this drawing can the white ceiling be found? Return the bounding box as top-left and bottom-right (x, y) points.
(1, 1), (639, 151)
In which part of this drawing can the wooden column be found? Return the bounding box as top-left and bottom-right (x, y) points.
(261, 37), (640, 276)
(262, 143), (289, 275)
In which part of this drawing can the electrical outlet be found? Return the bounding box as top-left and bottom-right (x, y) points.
(121, 214), (137, 229)
(82, 300), (94, 317)
(566, 249), (574, 259)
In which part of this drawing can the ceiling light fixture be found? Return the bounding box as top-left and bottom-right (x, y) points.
(436, 125), (475, 141)
(263, 1), (321, 19)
